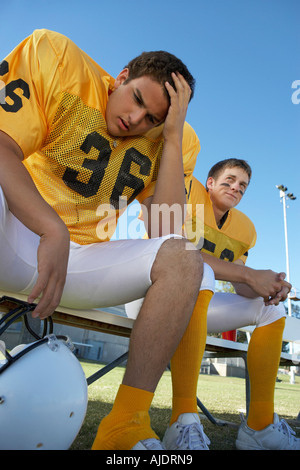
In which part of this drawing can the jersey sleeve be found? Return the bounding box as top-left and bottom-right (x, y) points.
(0, 29), (66, 158)
(136, 121), (200, 203)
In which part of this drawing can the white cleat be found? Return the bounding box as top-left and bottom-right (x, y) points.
(131, 438), (166, 450)
(236, 413), (300, 450)
(163, 413), (210, 450)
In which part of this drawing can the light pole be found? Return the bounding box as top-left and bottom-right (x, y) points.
(276, 185), (296, 383)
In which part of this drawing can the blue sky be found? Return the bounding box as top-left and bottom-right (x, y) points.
(1, 0), (299, 294)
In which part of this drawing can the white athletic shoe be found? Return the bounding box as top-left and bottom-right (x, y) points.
(131, 438), (166, 450)
(236, 413), (300, 450)
(162, 413), (210, 450)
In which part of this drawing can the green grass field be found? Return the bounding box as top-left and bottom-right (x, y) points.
(71, 361), (300, 451)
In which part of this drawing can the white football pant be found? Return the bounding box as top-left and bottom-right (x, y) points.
(0, 187), (214, 309)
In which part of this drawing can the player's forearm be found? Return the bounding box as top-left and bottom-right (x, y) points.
(146, 139), (186, 237)
(201, 252), (259, 297)
(0, 132), (69, 239)
(202, 251), (290, 301)
(146, 73), (191, 238)
(230, 281), (259, 298)
(200, 252), (251, 283)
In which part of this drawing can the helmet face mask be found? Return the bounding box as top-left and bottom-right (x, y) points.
(0, 297), (88, 450)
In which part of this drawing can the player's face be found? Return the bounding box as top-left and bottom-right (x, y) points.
(207, 167), (249, 212)
(106, 69), (169, 137)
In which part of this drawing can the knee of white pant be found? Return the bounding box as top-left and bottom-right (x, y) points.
(125, 297), (144, 319)
(256, 300), (287, 328)
(200, 263), (215, 294)
(125, 262), (215, 320)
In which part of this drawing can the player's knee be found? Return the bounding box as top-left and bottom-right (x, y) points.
(151, 237), (203, 289)
(256, 300), (287, 327)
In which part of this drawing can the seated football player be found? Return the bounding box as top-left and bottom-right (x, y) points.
(0, 29), (211, 451)
(184, 159), (298, 450)
(126, 158), (296, 450)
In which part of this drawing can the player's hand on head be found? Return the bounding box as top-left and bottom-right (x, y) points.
(27, 223), (70, 319)
(163, 72), (191, 142)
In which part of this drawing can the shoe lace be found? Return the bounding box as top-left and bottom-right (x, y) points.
(176, 422), (210, 450)
(277, 419), (297, 444)
(142, 438), (165, 450)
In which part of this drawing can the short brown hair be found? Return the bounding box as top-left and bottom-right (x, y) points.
(124, 51), (195, 102)
(207, 158), (252, 183)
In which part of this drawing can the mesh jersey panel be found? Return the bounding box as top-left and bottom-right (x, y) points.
(24, 91), (164, 243)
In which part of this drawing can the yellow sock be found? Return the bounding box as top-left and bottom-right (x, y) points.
(247, 317), (285, 431)
(170, 290), (213, 425)
(91, 384), (158, 450)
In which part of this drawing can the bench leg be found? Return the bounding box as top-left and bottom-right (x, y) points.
(87, 351), (129, 386)
(196, 397), (226, 426)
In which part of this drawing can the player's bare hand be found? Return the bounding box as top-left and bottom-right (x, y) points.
(264, 272), (291, 305)
(27, 224), (70, 319)
(163, 72), (192, 142)
(247, 269), (291, 304)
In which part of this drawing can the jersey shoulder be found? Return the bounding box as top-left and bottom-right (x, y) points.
(228, 207), (257, 246)
(188, 177), (208, 203)
(182, 122), (200, 149)
(230, 207), (255, 230)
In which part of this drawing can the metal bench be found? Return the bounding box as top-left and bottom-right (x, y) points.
(0, 290), (299, 426)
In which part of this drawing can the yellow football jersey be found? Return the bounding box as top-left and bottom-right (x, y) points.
(185, 177), (256, 263)
(0, 29), (200, 244)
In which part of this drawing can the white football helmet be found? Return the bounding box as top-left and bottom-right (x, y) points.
(0, 299), (88, 450)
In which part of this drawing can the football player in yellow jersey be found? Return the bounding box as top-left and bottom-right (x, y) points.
(0, 29), (217, 451)
(184, 159), (298, 450)
(126, 158), (296, 450)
